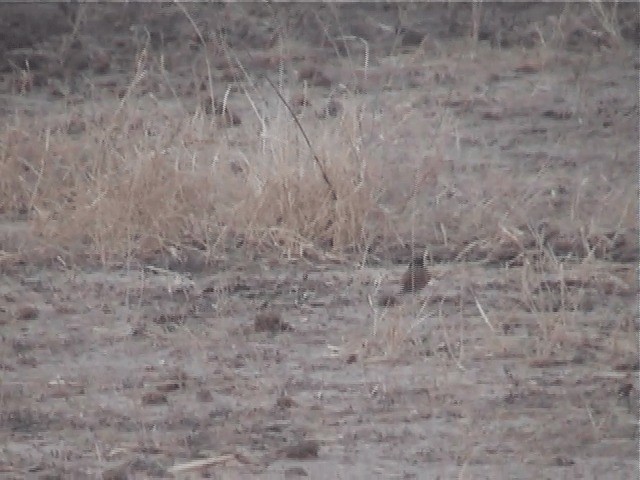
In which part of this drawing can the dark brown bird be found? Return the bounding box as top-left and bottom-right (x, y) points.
(400, 256), (430, 294)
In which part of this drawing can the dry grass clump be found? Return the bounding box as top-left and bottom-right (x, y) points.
(1, 118), (226, 264)
(234, 112), (396, 257)
(0, 95), (401, 266)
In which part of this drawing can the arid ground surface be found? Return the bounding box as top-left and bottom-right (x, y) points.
(0, 3), (638, 479)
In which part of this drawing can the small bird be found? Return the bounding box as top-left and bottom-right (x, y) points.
(396, 25), (426, 48)
(400, 256), (430, 294)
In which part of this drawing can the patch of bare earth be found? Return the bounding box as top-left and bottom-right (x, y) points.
(0, 3), (638, 479)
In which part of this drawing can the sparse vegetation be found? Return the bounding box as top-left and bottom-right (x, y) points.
(0, 3), (637, 478)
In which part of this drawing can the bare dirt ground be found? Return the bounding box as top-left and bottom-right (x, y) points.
(0, 3), (638, 479)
